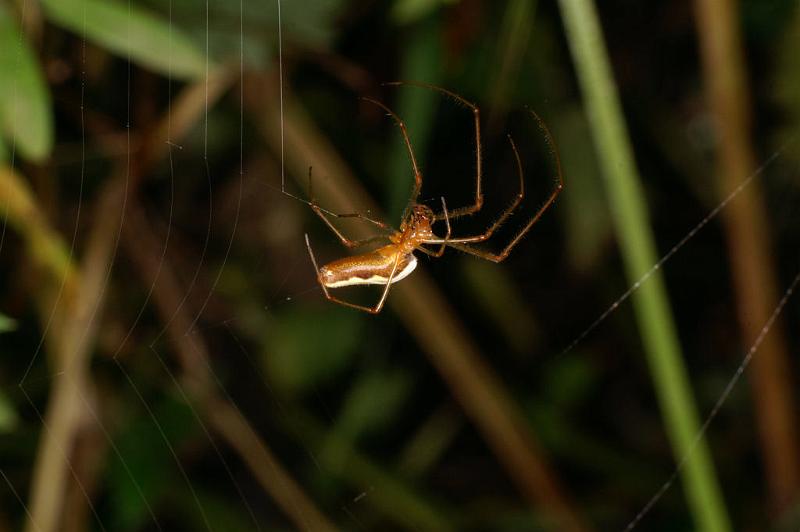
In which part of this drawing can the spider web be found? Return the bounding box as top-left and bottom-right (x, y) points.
(0, 0), (799, 530)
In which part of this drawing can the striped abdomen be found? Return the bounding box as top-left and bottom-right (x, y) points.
(318, 245), (417, 288)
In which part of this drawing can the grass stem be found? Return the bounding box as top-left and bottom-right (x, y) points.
(557, 1), (731, 529)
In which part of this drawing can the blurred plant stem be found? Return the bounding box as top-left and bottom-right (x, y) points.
(123, 201), (336, 531)
(111, 65), (337, 531)
(557, 0), (731, 530)
(386, 13), (442, 218)
(0, 166), (76, 296)
(460, 259), (539, 353)
(487, 0), (537, 133)
(252, 72), (590, 532)
(0, 163), (85, 532)
(25, 175), (123, 532)
(14, 62), (332, 532)
(397, 402), (463, 478)
(280, 407), (454, 531)
(694, 0), (800, 516)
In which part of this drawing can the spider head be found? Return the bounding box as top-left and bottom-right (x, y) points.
(396, 204), (436, 245)
(405, 204), (434, 231)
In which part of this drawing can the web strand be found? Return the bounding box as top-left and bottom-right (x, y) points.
(559, 137), (795, 358)
(624, 264), (800, 530)
(278, 0), (286, 193)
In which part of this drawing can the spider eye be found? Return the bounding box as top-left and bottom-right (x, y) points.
(414, 205), (433, 220)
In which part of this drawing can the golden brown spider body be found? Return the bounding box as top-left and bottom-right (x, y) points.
(299, 83), (563, 314)
(317, 247), (418, 289)
(314, 205), (436, 290)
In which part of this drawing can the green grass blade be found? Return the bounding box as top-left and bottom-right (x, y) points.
(386, 14), (442, 219)
(556, 0), (731, 530)
(488, 0), (537, 125)
(41, 0), (207, 80)
(0, 5), (53, 162)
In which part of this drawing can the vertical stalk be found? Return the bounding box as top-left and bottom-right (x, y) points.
(387, 13), (442, 219)
(487, 0), (538, 132)
(557, 1), (731, 530)
(694, 0), (799, 516)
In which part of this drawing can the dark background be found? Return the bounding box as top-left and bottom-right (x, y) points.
(1, 0), (799, 530)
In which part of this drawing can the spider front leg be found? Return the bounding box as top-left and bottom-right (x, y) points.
(421, 109), (564, 263)
(305, 234), (401, 314)
(429, 168), (562, 263)
(306, 167), (393, 249)
(384, 82), (484, 220)
(361, 96), (424, 217)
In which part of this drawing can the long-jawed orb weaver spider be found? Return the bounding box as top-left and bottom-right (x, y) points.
(298, 82), (564, 314)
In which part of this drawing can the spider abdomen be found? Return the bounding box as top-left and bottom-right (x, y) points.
(319, 245), (417, 288)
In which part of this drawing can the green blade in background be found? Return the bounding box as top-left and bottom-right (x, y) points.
(557, 0), (731, 530)
(386, 13), (442, 219)
(0, 5), (53, 162)
(41, 0), (207, 80)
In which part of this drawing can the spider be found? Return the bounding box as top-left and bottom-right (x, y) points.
(297, 82), (564, 314)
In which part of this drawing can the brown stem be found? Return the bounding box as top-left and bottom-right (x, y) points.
(26, 178), (126, 532)
(114, 62), (333, 531)
(19, 62), (257, 532)
(121, 199), (337, 532)
(695, 0), (800, 516)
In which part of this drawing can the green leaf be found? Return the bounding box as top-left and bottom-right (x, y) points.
(147, 0), (344, 49)
(271, 0), (346, 47)
(265, 307), (362, 395)
(0, 312), (17, 333)
(554, 107), (611, 273)
(337, 368), (412, 440)
(541, 353), (596, 409)
(107, 396), (198, 530)
(0, 390), (18, 432)
(392, 0), (458, 25)
(0, 6), (53, 161)
(40, 0), (207, 79)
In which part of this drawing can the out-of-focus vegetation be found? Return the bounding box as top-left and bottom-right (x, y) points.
(1, 0), (799, 531)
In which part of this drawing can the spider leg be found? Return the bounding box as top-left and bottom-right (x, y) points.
(361, 96), (424, 218)
(305, 167), (393, 248)
(310, 208), (390, 249)
(435, 134), (524, 244)
(420, 135), (525, 247)
(420, 109), (564, 261)
(305, 234), (400, 314)
(446, 242), (506, 263)
(443, 176), (561, 262)
(370, 254), (402, 313)
(384, 82), (483, 220)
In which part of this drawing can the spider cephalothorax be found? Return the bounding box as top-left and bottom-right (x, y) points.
(396, 205), (436, 244)
(299, 82), (563, 314)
